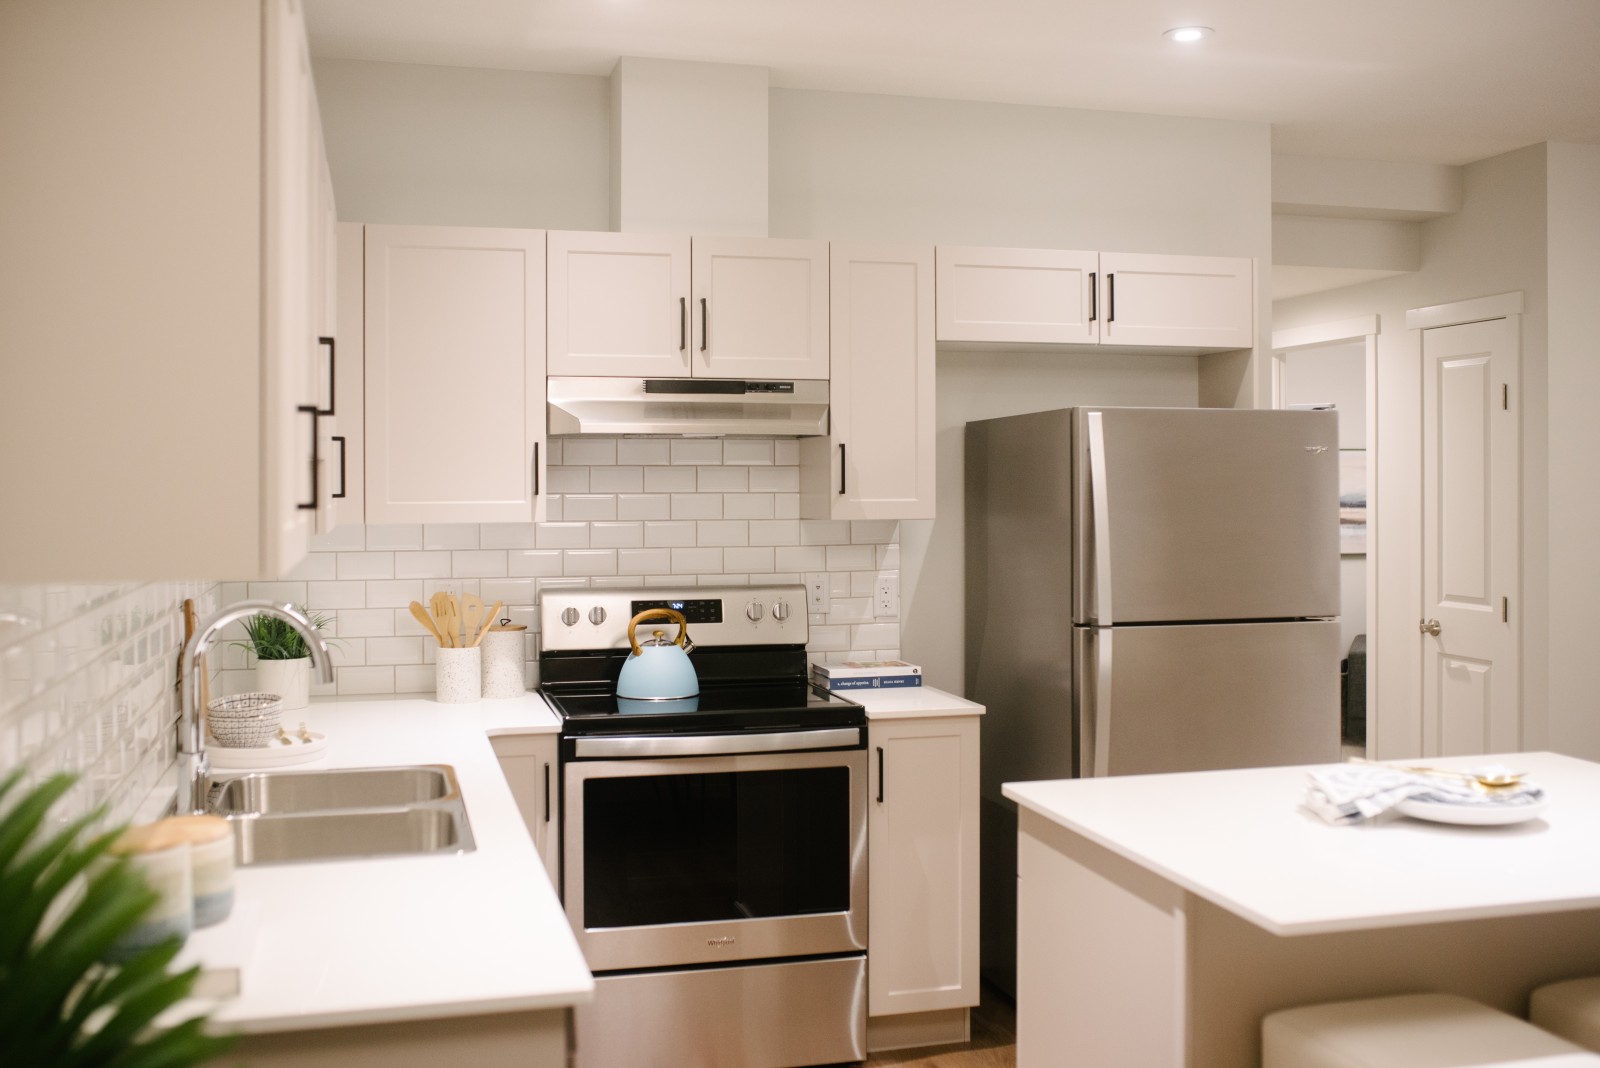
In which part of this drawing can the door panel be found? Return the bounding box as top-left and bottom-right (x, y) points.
(548, 230), (691, 378)
(1421, 317), (1519, 755)
(691, 236), (829, 379)
(934, 245), (1098, 344)
(1073, 408), (1341, 623)
(1097, 252), (1253, 349)
(1074, 621), (1341, 777)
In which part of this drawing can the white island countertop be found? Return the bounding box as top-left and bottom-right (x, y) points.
(176, 693), (591, 1035)
(1004, 751), (1600, 936)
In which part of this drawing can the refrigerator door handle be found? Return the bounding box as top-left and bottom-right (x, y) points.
(1093, 629), (1114, 776)
(1086, 411), (1114, 625)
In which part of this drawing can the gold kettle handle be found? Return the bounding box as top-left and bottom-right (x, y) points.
(626, 608), (690, 656)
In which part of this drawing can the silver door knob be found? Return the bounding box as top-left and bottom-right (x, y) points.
(745, 601), (763, 622)
(589, 607), (607, 625)
(561, 607), (579, 627)
(772, 600), (791, 622)
(1419, 618), (1442, 636)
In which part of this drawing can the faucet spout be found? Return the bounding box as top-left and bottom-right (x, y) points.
(177, 600), (334, 814)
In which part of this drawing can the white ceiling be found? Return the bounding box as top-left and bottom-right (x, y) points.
(305, 0), (1600, 166)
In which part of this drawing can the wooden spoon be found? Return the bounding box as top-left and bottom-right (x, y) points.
(461, 593), (485, 650)
(409, 601), (447, 646)
(471, 601), (504, 647)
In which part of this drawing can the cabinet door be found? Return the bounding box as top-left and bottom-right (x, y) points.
(548, 230), (691, 378)
(800, 244), (935, 520)
(329, 221), (365, 525)
(365, 225), (547, 524)
(691, 236), (829, 379)
(261, 0), (319, 575)
(935, 245), (1099, 344)
(489, 733), (561, 887)
(868, 716), (980, 1017)
(1097, 251), (1253, 349)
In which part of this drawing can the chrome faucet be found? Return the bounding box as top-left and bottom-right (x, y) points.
(177, 600), (335, 814)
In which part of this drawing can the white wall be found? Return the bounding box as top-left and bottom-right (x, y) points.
(1544, 142), (1600, 758)
(1273, 144), (1551, 759)
(311, 67), (1275, 698)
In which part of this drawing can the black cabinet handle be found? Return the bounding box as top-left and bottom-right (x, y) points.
(532, 442), (540, 496)
(838, 443), (847, 496)
(315, 336), (336, 416)
(876, 746), (885, 804)
(1107, 273), (1116, 323)
(699, 298), (708, 352)
(543, 762), (551, 823)
(1088, 272), (1097, 323)
(332, 435), (347, 499)
(296, 405), (319, 510)
(679, 297), (686, 352)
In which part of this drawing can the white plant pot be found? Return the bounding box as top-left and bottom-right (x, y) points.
(255, 656), (311, 711)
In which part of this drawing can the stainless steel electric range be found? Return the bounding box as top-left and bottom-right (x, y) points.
(538, 584), (869, 1068)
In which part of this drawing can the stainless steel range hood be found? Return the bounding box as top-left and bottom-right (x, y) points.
(547, 377), (829, 437)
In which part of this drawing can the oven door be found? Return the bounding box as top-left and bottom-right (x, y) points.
(563, 731), (868, 973)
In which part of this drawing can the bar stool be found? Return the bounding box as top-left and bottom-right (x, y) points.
(1532, 978), (1600, 1051)
(1263, 992), (1600, 1067)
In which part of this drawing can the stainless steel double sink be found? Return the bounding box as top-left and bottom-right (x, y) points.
(209, 765), (476, 866)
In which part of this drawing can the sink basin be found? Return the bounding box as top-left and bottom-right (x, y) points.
(230, 806), (473, 866)
(209, 765), (476, 866)
(210, 765), (459, 816)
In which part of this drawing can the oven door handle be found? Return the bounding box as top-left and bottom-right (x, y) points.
(573, 727), (862, 759)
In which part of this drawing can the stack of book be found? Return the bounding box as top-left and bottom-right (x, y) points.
(811, 660), (923, 691)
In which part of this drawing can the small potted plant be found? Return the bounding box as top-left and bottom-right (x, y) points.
(0, 769), (234, 1066)
(235, 604), (335, 711)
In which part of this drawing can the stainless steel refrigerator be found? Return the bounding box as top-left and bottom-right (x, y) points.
(965, 406), (1342, 994)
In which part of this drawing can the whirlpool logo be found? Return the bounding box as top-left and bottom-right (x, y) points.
(708, 936), (736, 948)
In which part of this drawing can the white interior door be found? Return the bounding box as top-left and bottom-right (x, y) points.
(1420, 317), (1520, 755)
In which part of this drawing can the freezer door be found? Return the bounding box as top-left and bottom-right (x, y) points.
(1074, 621), (1340, 776)
(1073, 407), (1341, 623)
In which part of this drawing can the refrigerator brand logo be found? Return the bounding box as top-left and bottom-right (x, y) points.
(708, 936), (736, 947)
(1304, 445), (1330, 453)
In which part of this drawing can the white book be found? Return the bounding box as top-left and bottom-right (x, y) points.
(812, 660), (922, 679)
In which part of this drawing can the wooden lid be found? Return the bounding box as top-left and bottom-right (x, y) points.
(112, 814), (230, 853)
(490, 624), (527, 632)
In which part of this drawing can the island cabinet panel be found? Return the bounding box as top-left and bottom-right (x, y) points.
(867, 716), (980, 1017)
(363, 225), (548, 524)
(800, 243), (936, 520)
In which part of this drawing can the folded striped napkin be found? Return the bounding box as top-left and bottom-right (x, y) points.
(1304, 762), (1545, 825)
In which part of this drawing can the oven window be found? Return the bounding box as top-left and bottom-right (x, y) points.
(583, 767), (851, 928)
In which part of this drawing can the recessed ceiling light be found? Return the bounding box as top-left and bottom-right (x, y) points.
(1163, 26), (1213, 43)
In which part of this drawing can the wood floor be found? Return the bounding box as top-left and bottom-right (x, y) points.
(862, 986), (1016, 1068)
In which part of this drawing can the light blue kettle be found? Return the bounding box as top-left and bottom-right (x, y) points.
(615, 608), (698, 709)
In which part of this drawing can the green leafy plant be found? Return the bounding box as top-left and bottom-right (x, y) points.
(232, 604), (335, 661)
(0, 769), (234, 1067)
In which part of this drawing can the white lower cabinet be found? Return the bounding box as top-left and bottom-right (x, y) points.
(489, 732), (561, 886)
(868, 715), (981, 1018)
(364, 225), (549, 524)
(800, 243), (936, 520)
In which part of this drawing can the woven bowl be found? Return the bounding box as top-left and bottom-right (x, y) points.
(206, 693), (283, 748)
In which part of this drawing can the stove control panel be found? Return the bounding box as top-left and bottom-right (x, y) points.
(540, 585), (808, 653)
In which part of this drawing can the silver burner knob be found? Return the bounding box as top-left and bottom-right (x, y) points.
(561, 607), (579, 627)
(745, 601), (764, 622)
(772, 599), (791, 622)
(589, 606), (607, 625)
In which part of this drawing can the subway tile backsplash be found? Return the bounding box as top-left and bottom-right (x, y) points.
(220, 437), (902, 698)
(0, 581), (219, 825)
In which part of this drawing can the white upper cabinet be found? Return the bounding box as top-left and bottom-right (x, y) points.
(936, 246), (1098, 344)
(935, 245), (1254, 352)
(691, 236), (830, 379)
(548, 231), (829, 380)
(801, 244), (936, 520)
(0, 0), (329, 580)
(327, 221), (366, 527)
(364, 225), (548, 525)
(547, 231), (692, 378)
(1098, 251), (1254, 349)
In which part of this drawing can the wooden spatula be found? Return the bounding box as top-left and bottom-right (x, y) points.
(461, 593), (485, 650)
(470, 601), (504, 647)
(409, 601), (447, 646)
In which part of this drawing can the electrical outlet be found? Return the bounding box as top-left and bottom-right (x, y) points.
(804, 572), (830, 614)
(875, 573), (899, 618)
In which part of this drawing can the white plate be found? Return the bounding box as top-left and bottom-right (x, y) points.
(209, 730), (327, 770)
(1396, 795), (1548, 826)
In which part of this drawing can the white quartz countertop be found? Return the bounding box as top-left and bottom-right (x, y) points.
(175, 693), (591, 1035)
(853, 683), (984, 719)
(1003, 751), (1600, 936)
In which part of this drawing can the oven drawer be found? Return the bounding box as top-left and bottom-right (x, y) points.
(564, 747), (868, 971)
(575, 955), (867, 1068)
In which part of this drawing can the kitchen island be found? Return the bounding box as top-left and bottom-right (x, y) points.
(174, 694), (591, 1067)
(1003, 752), (1600, 1066)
